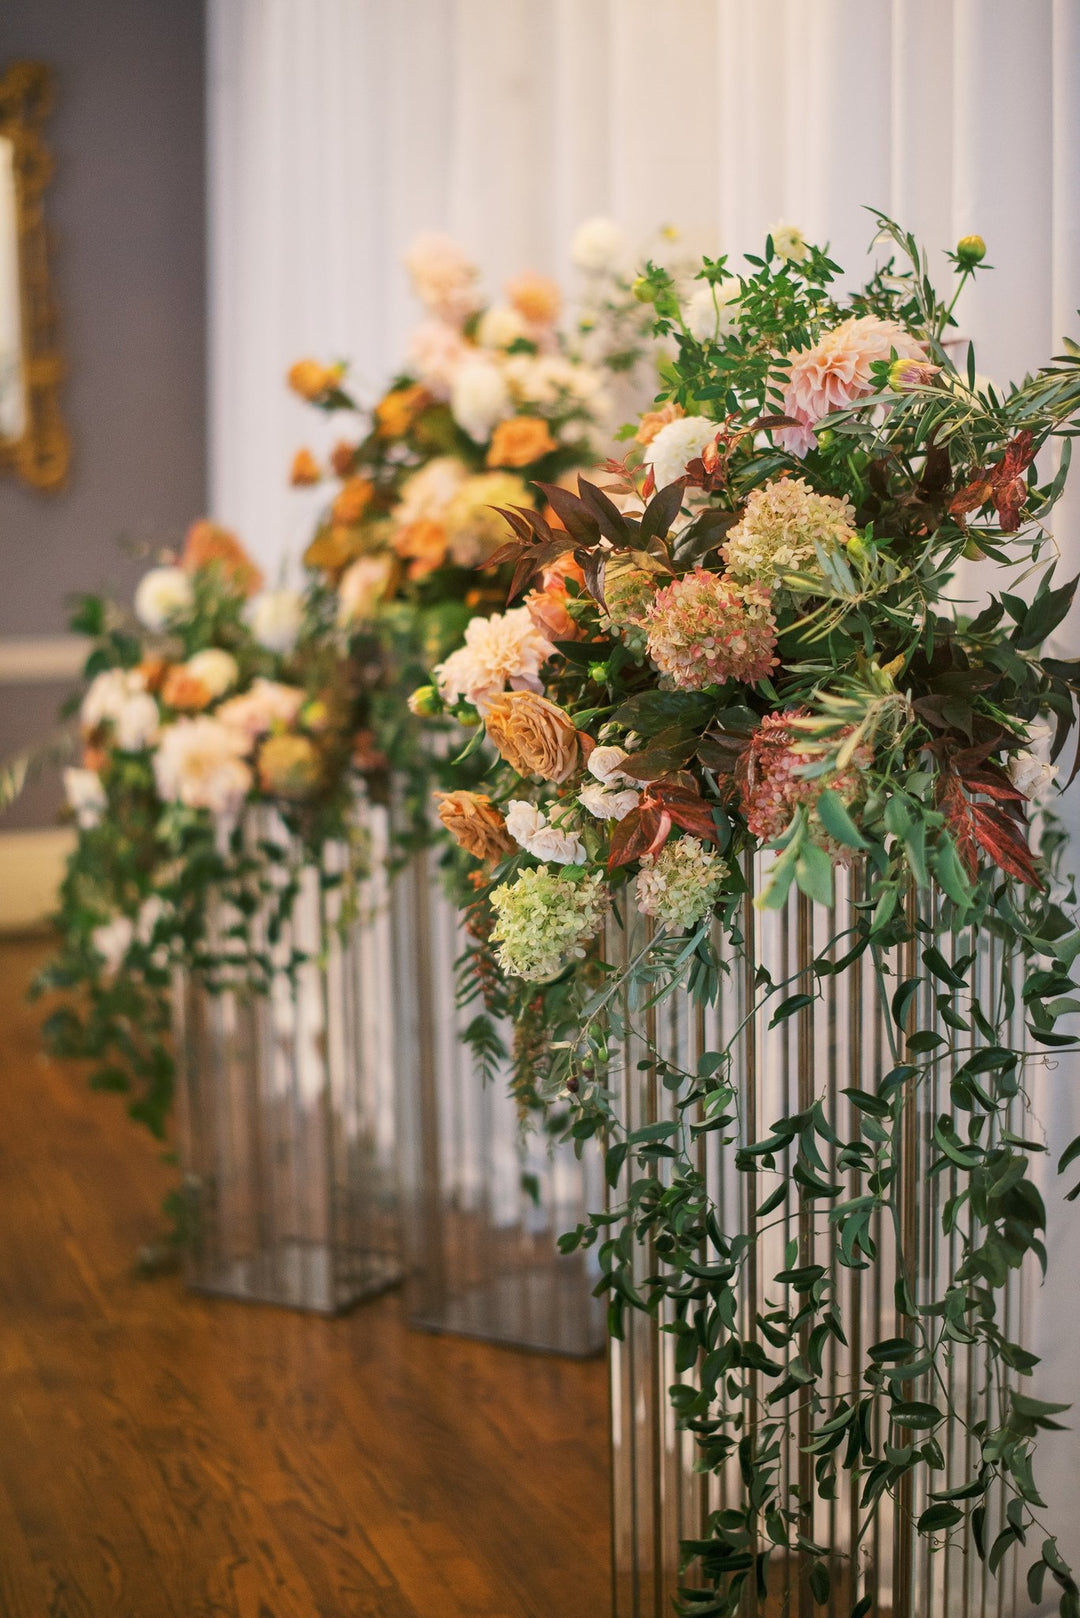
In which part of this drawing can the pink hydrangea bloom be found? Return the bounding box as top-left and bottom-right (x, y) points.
(737, 710), (869, 849)
(644, 569), (778, 689)
(778, 314), (926, 457)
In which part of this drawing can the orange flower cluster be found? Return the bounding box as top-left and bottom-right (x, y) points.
(375, 383), (430, 438)
(486, 416), (557, 469)
(181, 520), (263, 596)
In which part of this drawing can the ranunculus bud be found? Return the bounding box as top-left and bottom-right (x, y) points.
(955, 234), (987, 267)
(632, 277), (654, 305)
(408, 685), (441, 718)
(888, 357), (942, 392)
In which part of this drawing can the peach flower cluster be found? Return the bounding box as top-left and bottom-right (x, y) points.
(644, 570), (779, 690)
(736, 711), (869, 848)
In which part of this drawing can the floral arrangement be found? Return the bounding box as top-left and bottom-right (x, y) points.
(425, 217), (1080, 1612)
(284, 225), (654, 829)
(36, 521), (372, 1143)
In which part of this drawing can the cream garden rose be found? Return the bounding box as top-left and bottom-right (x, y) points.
(153, 716), (253, 815)
(247, 587), (304, 653)
(217, 679), (306, 747)
(503, 800), (586, 865)
(63, 767), (107, 829)
(133, 566), (194, 631)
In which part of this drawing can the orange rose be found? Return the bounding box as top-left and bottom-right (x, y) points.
(138, 657), (168, 694)
(181, 520), (264, 596)
(486, 416), (557, 469)
(506, 273), (561, 328)
(484, 691), (581, 783)
(375, 383), (431, 439)
(393, 519), (449, 579)
(524, 583), (580, 642)
(435, 790), (515, 861)
(161, 666), (213, 712)
(303, 523), (363, 573)
(635, 402), (684, 447)
(287, 358), (344, 401)
(330, 440), (358, 477)
(331, 476), (375, 527)
(290, 447), (321, 486)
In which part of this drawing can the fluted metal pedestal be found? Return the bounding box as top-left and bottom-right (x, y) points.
(395, 846), (605, 1357)
(174, 807), (401, 1314)
(608, 862), (1028, 1617)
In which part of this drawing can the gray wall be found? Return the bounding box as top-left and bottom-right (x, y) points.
(0, 0), (206, 829)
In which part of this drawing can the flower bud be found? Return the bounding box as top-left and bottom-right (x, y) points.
(845, 533), (871, 565)
(963, 536), (985, 562)
(588, 661), (609, 683)
(407, 684), (441, 718)
(453, 704), (482, 728)
(955, 234), (987, 268)
(888, 357), (942, 392)
(631, 277), (655, 305)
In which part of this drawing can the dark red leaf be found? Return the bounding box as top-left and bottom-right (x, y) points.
(534, 482), (601, 547)
(576, 477), (635, 547)
(608, 805), (666, 871)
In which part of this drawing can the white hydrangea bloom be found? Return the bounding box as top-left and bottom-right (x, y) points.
(91, 914), (135, 974)
(635, 836), (729, 931)
(490, 865), (608, 981)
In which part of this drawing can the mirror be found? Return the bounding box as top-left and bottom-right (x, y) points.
(0, 62), (68, 491)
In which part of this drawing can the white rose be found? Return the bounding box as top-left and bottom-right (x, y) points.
(81, 667), (145, 729)
(1007, 749), (1058, 800)
(63, 767), (107, 828)
(579, 781), (640, 821)
(476, 304), (528, 350)
(588, 745), (637, 786)
(450, 358), (512, 442)
(247, 588), (304, 653)
(571, 216), (626, 274)
(184, 648), (238, 700)
(504, 800), (586, 866)
(113, 691), (160, 751)
(91, 914), (135, 974)
(133, 566), (194, 630)
(685, 281), (739, 343)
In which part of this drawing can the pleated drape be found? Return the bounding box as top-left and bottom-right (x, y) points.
(207, 0), (1080, 1574)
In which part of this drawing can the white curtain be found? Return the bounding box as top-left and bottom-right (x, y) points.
(208, 0), (1080, 1583)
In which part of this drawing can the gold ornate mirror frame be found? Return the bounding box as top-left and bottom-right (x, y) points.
(0, 62), (69, 491)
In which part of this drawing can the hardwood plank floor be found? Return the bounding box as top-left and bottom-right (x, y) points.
(0, 939), (611, 1618)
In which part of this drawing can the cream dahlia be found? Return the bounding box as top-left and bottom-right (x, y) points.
(403, 232), (482, 324)
(433, 608), (555, 715)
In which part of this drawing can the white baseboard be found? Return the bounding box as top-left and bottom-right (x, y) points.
(0, 828), (72, 930)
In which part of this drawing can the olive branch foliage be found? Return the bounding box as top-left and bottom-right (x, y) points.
(449, 215), (1080, 1613)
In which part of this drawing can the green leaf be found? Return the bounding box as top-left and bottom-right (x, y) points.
(814, 788), (867, 850)
(918, 1502), (963, 1532)
(795, 842), (834, 907)
(769, 992), (814, 1027)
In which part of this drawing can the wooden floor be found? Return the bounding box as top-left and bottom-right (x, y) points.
(0, 939), (611, 1618)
